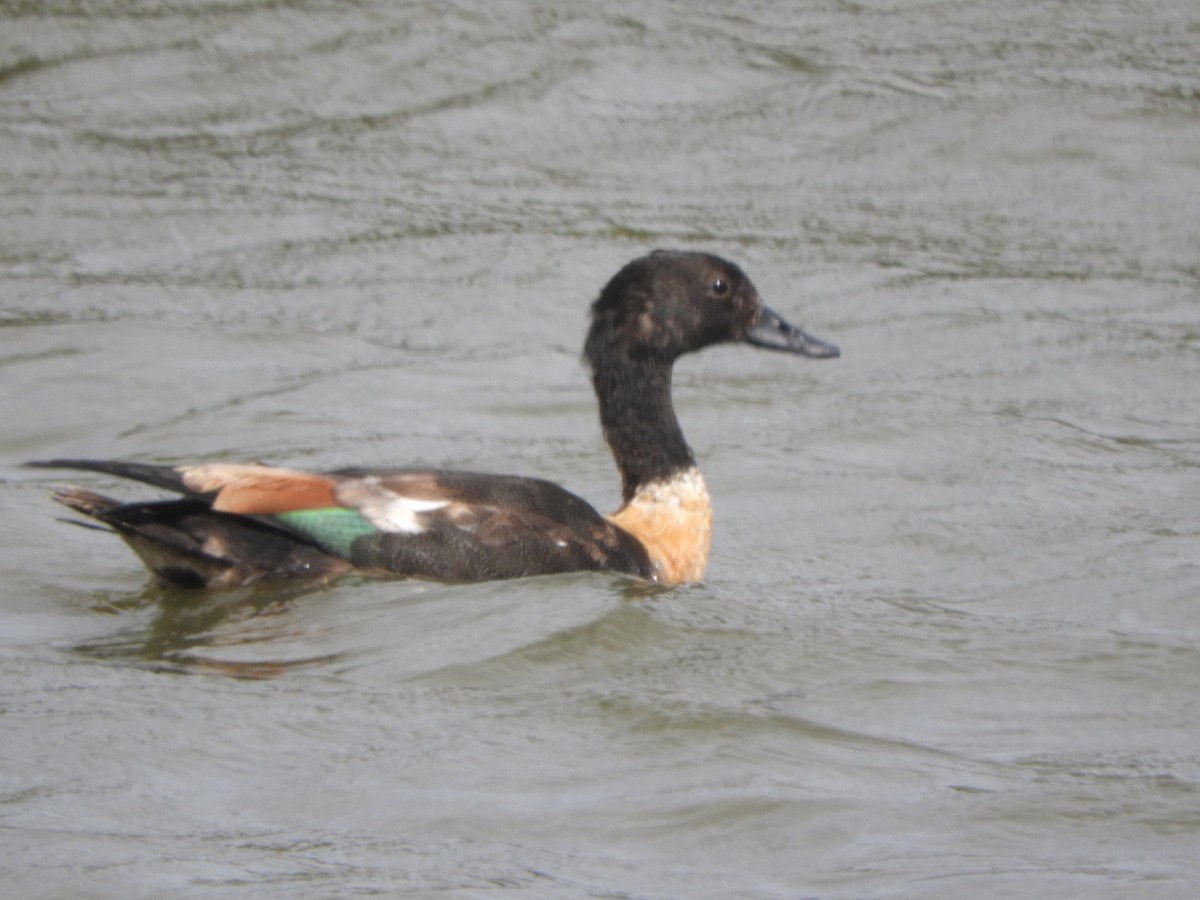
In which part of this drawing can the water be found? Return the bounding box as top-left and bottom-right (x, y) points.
(3, 1), (1199, 896)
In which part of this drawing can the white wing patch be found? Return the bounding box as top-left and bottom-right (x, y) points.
(335, 476), (449, 534)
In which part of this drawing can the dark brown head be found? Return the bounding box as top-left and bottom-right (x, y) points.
(585, 250), (839, 367)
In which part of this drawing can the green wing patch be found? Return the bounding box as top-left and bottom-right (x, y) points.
(273, 507), (379, 558)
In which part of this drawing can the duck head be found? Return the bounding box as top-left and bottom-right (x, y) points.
(585, 249), (839, 365)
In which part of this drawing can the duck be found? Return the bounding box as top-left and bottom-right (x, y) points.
(29, 250), (838, 588)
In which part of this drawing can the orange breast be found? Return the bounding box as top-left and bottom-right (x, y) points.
(606, 468), (713, 584)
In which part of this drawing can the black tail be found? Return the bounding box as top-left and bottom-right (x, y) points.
(26, 459), (192, 495)
(45, 486), (351, 589)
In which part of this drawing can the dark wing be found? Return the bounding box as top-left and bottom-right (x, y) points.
(323, 468), (657, 582)
(30, 459), (656, 584)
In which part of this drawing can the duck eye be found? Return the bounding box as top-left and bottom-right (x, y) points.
(711, 279), (729, 296)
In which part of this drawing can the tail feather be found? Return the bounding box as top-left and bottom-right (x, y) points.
(50, 486), (123, 519)
(44, 485), (351, 589)
(27, 459), (193, 495)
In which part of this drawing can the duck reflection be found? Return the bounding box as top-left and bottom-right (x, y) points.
(73, 580), (351, 678)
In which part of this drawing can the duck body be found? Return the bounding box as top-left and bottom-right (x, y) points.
(40, 462), (656, 588)
(31, 250), (838, 588)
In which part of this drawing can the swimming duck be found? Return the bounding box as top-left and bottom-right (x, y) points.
(30, 250), (838, 588)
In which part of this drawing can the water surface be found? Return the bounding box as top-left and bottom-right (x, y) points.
(3, 2), (1199, 897)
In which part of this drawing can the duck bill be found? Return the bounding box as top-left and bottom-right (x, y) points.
(746, 305), (840, 358)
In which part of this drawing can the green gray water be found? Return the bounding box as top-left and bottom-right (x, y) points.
(3, 2), (1199, 897)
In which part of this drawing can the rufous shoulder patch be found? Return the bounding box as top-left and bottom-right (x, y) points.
(180, 464), (340, 515)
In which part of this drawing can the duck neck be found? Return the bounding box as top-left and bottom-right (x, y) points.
(591, 354), (695, 503)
